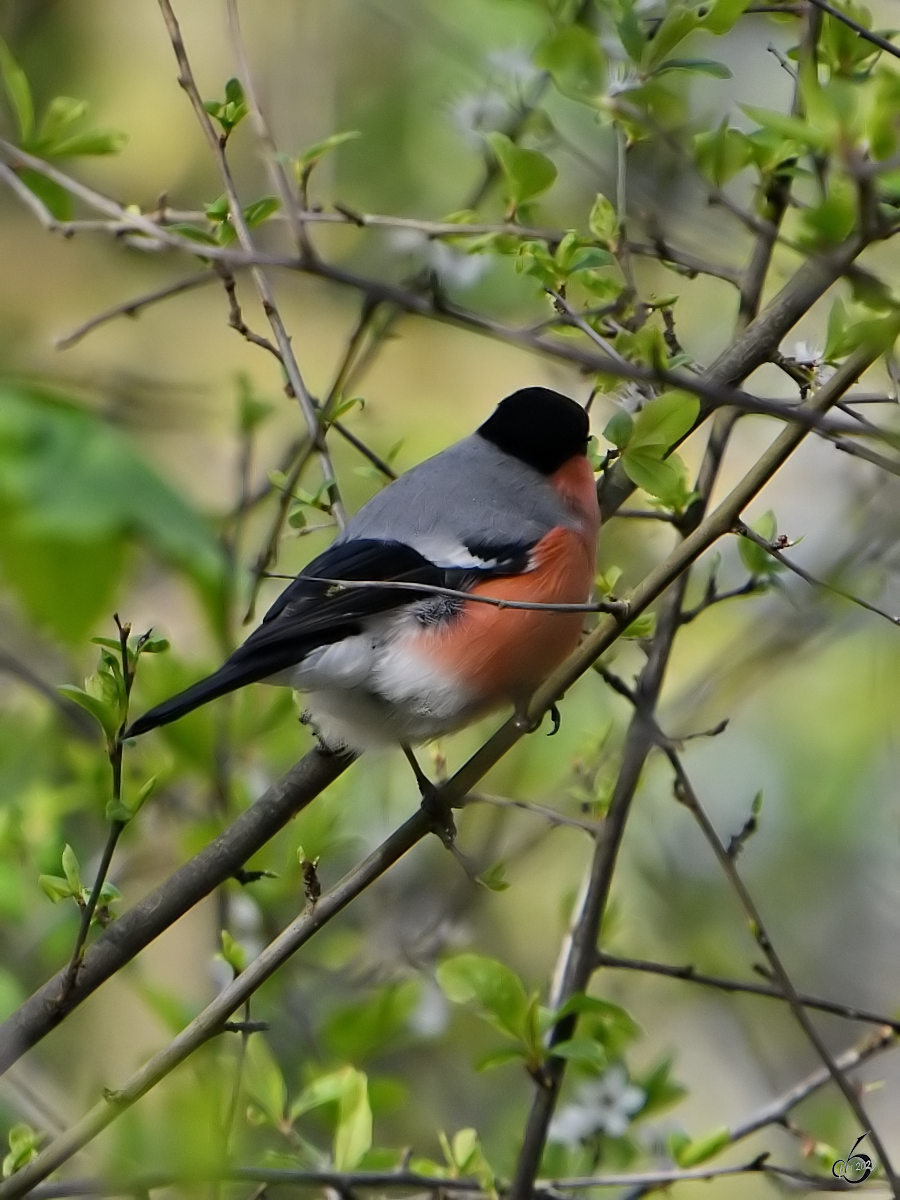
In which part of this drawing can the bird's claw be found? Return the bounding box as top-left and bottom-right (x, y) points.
(420, 785), (457, 848)
(547, 703), (561, 736)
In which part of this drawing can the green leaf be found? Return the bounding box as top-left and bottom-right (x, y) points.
(588, 193), (618, 246)
(324, 981), (419, 1062)
(642, 6), (700, 70)
(16, 170), (73, 220)
(437, 952), (529, 1039)
(737, 510), (781, 577)
(2, 1124), (41, 1180)
(740, 104), (830, 150)
(621, 448), (685, 499)
(0, 385), (226, 641)
(700, 0), (751, 34)
(617, 1), (646, 61)
(49, 128), (127, 157)
(477, 861), (510, 891)
(637, 1056), (687, 1115)
(32, 96), (85, 149)
(139, 636), (170, 655)
(243, 1036), (287, 1124)
(553, 993), (636, 1025)
(800, 176), (857, 247)
(624, 611), (657, 639)
(534, 26), (605, 97)
(674, 1125), (730, 1167)
(290, 1068), (355, 1120)
(243, 196), (281, 228)
(652, 58), (732, 78)
(219, 929), (247, 973)
(476, 1046), (526, 1071)
(603, 409), (634, 449)
(486, 132), (557, 208)
(61, 844), (82, 894)
(334, 1068), (373, 1170)
(206, 78), (248, 133)
(450, 1128), (479, 1172)
(38, 874), (75, 903)
(569, 247), (615, 272)
(57, 685), (118, 739)
(700, 0), (748, 32)
(552, 1036), (608, 1070)
(694, 122), (751, 186)
(0, 40), (34, 141)
(295, 130), (361, 171)
(630, 391), (699, 451)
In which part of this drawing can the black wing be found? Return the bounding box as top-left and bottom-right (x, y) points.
(125, 540), (441, 738)
(125, 535), (534, 739)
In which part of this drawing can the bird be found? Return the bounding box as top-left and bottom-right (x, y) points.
(125, 387), (600, 773)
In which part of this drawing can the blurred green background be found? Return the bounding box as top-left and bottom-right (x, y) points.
(1, 0), (899, 1194)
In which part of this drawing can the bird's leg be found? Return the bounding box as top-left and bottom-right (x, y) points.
(514, 702), (562, 736)
(402, 743), (457, 848)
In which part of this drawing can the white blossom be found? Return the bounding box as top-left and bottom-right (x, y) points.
(548, 1066), (645, 1145)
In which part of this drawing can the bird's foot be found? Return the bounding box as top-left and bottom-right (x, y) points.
(420, 783), (458, 849)
(514, 703), (562, 736)
(402, 743), (457, 847)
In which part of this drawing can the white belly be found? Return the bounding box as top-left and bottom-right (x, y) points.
(269, 615), (476, 751)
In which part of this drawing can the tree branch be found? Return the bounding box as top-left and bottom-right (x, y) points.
(597, 951), (900, 1032)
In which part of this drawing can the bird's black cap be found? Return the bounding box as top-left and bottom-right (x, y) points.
(477, 387), (589, 475)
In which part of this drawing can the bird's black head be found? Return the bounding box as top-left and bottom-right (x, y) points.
(477, 387), (589, 474)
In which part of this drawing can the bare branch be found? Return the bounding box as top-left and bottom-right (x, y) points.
(55, 272), (217, 349)
(805, 0), (900, 59)
(734, 521), (900, 627)
(262, 573), (630, 617)
(597, 951), (900, 1031)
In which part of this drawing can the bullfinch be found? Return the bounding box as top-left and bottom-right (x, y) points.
(125, 387), (599, 754)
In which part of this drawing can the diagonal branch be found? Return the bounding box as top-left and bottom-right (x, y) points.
(597, 951), (900, 1031)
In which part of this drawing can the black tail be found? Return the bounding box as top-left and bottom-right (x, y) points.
(124, 660), (262, 739)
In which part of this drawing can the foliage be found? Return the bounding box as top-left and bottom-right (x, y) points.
(0, 1), (899, 1198)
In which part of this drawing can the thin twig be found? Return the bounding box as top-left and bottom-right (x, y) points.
(55, 272), (216, 349)
(242, 299), (392, 623)
(734, 521), (900, 627)
(597, 951), (900, 1032)
(465, 792), (602, 834)
(155, 0), (348, 527)
(261, 574), (631, 617)
(805, 0), (900, 59)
